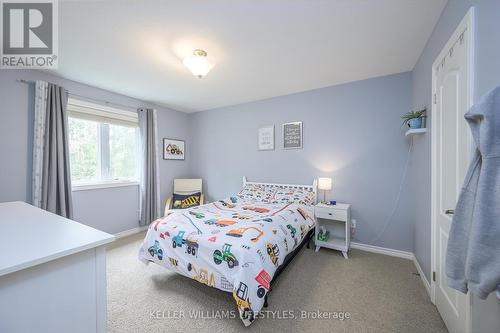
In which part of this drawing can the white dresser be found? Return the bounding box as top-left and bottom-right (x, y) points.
(0, 201), (115, 333)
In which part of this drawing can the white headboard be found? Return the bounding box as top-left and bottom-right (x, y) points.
(242, 176), (318, 204)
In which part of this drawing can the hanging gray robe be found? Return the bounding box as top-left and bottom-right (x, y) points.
(446, 86), (500, 299)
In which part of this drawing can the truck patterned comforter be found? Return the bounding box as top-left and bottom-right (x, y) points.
(139, 196), (315, 326)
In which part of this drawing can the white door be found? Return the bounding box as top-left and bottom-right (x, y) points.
(431, 8), (474, 333)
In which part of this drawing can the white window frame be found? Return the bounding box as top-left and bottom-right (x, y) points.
(67, 98), (141, 191)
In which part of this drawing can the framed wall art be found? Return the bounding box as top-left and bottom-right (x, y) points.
(163, 138), (185, 160)
(283, 121), (302, 149)
(258, 125), (275, 150)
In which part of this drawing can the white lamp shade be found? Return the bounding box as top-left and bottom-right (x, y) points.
(318, 177), (332, 191)
(183, 55), (214, 78)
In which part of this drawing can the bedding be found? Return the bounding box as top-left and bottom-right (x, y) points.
(139, 193), (315, 326)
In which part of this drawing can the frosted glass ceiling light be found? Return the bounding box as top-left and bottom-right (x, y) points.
(183, 49), (214, 78)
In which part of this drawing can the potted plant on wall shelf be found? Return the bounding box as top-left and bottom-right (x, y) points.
(401, 108), (426, 129)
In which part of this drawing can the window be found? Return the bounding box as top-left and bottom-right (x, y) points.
(67, 98), (140, 188)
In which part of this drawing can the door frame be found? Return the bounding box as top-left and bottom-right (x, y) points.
(430, 6), (475, 332)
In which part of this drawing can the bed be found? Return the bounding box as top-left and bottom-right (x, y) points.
(138, 177), (317, 326)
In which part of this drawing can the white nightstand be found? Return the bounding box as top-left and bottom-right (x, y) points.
(314, 203), (351, 259)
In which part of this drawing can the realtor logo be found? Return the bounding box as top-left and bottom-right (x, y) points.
(1, 0), (58, 68)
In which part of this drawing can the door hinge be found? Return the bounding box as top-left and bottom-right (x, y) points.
(433, 93), (437, 104)
(433, 271), (436, 282)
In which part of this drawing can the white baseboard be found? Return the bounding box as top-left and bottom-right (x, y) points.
(412, 256), (431, 297)
(114, 226), (148, 239)
(351, 242), (414, 260)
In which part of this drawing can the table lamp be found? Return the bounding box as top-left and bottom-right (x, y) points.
(318, 177), (332, 203)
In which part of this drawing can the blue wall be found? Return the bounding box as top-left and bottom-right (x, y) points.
(0, 70), (191, 234)
(0, 69), (415, 252)
(190, 72), (415, 252)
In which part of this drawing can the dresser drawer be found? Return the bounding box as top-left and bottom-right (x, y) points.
(315, 207), (348, 221)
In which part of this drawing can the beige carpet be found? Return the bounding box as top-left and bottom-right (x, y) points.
(107, 232), (447, 333)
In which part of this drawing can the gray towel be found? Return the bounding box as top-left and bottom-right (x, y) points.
(446, 86), (500, 300)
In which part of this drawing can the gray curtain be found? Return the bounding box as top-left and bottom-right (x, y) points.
(32, 81), (73, 218)
(138, 108), (160, 226)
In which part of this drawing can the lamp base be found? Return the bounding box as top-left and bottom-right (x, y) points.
(321, 191), (327, 204)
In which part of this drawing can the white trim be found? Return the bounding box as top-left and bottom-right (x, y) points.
(413, 255), (432, 297)
(350, 242), (413, 260)
(72, 181), (139, 191)
(114, 226), (148, 239)
(242, 176), (318, 203)
(431, 7), (474, 333)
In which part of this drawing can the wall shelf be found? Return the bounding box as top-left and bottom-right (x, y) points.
(405, 128), (427, 136)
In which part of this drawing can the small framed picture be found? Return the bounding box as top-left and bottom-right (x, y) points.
(258, 125), (275, 150)
(283, 121), (302, 149)
(163, 138), (185, 160)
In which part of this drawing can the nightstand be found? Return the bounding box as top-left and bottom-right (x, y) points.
(314, 203), (351, 259)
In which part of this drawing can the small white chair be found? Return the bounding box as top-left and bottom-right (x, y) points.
(164, 178), (204, 216)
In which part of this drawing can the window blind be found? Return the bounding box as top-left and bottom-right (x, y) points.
(67, 98), (138, 128)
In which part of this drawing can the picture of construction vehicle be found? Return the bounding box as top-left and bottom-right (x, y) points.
(213, 243), (239, 268)
(226, 227), (264, 243)
(242, 206), (270, 213)
(172, 231), (186, 248)
(233, 282), (254, 321)
(148, 240), (164, 260)
(297, 207), (312, 221)
(189, 211), (205, 219)
(166, 143), (183, 155)
(300, 225), (307, 239)
(232, 213), (251, 220)
(253, 217), (272, 223)
(205, 219), (237, 227)
(195, 268), (215, 287)
(255, 269), (271, 298)
(184, 238), (199, 256)
(266, 243), (280, 267)
(188, 263), (215, 287)
(286, 224), (297, 238)
(219, 200), (236, 208)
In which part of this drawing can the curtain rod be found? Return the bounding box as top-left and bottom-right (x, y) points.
(16, 79), (139, 112)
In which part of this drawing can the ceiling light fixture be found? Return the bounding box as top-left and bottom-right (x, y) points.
(182, 49), (214, 78)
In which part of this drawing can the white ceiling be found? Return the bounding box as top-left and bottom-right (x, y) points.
(54, 0), (447, 112)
